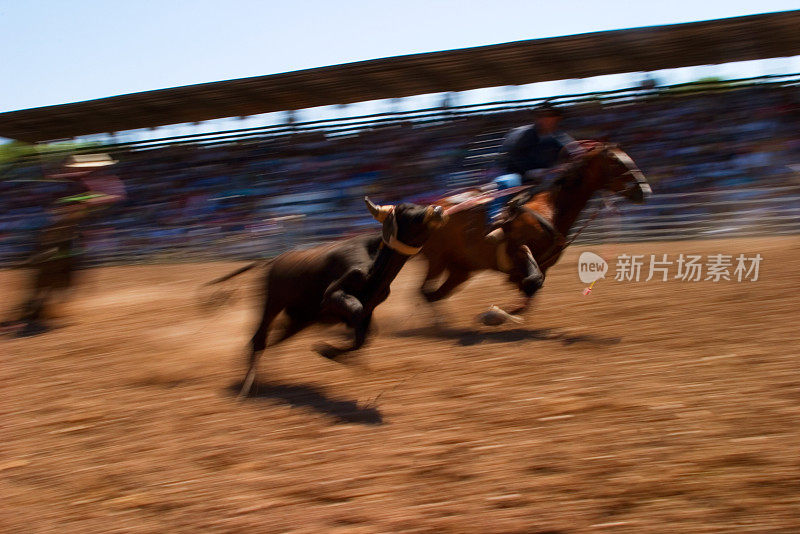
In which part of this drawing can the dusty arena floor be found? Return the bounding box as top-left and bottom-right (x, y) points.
(2, 237), (799, 533)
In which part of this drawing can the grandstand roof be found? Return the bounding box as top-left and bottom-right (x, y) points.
(2, 10), (800, 143)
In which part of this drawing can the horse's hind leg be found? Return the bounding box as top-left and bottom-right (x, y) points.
(420, 258), (446, 299)
(422, 268), (471, 303)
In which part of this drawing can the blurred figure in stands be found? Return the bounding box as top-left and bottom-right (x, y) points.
(1, 154), (125, 337)
(50, 153), (126, 207)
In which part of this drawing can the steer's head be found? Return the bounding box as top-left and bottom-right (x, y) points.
(365, 197), (447, 255)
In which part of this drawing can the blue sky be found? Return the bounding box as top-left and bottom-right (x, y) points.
(1, 1), (798, 140)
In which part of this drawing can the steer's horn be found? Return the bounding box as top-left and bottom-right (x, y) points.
(365, 197), (393, 222)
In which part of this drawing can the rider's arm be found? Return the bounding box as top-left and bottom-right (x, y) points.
(554, 131), (576, 147)
(522, 168), (548, 183)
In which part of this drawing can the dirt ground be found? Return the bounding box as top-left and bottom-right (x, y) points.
(2, 237), (799, 534)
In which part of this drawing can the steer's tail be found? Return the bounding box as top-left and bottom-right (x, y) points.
(197, 260), (272, 313)
(204, 260), (266, 286)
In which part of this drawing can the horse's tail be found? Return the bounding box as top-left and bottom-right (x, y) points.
(197, 260), (272, 313)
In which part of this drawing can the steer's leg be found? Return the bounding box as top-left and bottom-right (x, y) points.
(316, 281), (381, 361)
(241, 312), (311, 399)
(352, 311), (373, 351)
(315, 308), (373, 361)
(322, 269), (366, 327)
(239, 300), (282, 399)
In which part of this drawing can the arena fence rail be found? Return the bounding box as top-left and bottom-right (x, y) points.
(2, 186), (798, 267)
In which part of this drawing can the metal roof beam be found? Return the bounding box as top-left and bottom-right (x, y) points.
(1, 10), (799, 141)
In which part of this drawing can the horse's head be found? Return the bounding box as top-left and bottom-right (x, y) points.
(365, 197), (447, 254)
(590, 143), (651, 203)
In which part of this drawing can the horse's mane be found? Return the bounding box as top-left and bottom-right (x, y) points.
(514, 140), (606, 203)
(437, 140), (610, 214)
(563, 140), (604, 158)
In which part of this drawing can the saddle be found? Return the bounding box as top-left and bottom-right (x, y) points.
(442, 185), (532, 228)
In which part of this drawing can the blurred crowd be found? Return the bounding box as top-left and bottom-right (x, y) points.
(1, 83), (798, 264)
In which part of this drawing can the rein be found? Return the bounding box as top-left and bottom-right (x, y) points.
(562, 203), (603, 249)
(512, 144), (642, 264)
(529, 192), (613, 266)
(440, 141), (640, 268)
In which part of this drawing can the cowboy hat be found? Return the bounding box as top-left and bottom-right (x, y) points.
(64, 153), (118, 168)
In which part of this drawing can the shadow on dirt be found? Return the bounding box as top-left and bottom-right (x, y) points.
(1, 320), (67, 338)
(394, 325), (621, 347)
(229, 382), (383, 425)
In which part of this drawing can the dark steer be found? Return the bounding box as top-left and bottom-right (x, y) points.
(232, 198), (446, 398)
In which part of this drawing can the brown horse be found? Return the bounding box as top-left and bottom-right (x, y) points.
(420, 142), (651, 317)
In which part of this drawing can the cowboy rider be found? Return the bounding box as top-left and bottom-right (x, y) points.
(487, 101), (575, 219)
(482, 102), (575, 300)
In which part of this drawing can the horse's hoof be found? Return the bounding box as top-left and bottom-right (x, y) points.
(520, 276), (543, 297)
(478, 306), (523, 326)
(314, 342), (347, 361)
(478, 306), (507, 326)
(479, 312), (505, 326)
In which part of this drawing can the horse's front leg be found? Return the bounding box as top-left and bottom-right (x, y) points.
(501, 245), (543, 317)
(518, 245), (545, 297)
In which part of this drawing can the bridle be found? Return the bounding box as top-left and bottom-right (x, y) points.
(506, 144), (648, 265)
(606, 146), (651, 198)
